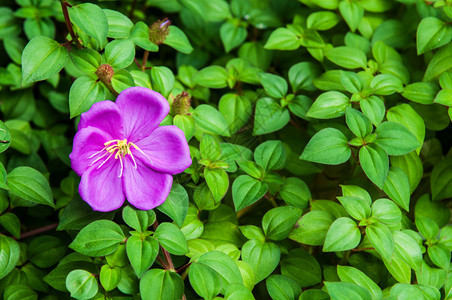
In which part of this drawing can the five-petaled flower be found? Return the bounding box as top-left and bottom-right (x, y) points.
(69, 87), (192, 212)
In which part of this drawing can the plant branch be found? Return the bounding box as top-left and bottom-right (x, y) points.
(60, 0), (82, 49)
(16, 222), (59, 240)
(141, 51), (149, 71)
(152, 218), (175, 271)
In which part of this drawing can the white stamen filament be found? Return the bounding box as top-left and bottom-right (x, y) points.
(88, 139), (150, 177)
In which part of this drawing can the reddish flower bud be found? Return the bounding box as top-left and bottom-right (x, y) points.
(149, 18), (171, 45)
(173, 91), (191, 115)
(95, 64), (114, 83)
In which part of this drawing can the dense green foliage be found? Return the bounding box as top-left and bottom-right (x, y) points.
(0, 0), (451, 299)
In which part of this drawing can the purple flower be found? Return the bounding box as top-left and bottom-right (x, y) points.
(69, 87), (192, 212)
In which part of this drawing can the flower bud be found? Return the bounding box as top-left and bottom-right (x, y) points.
(173, 91), (191, 115)
(149, 18), (171, 45)
(95, 64), (114, 83)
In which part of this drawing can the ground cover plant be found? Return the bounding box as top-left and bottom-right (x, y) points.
(0, 0), (451, 299)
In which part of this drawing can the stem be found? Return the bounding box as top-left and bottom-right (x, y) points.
(351, 247), (375, 252)
(176, 262), (191, 274)
(129, 0), (137, 18)
(141, 51), (149, 71)
(16, 223), (59, 240)
(134, 58), (142, 68)
(156, 255), (169, 269)
(60, 0), (82, 49)
(97, 79), (119, 97)
(152, 219), (175, 270)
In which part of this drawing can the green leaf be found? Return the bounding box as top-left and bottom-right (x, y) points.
(224, 283), (254, 300)
(262, 206), (302, 241)
(366, 221), (394, 261)
(337, 266), (383, 300)
(371, 199), (402, 228)
(340, 185), (372, 206)
(204, 168), (229, 203)
(164, 25), (193, 54)
(375, 122), (420, 156)
(339, 1), (364, 32)
(4, 284), (37, 300)
(424, 43), (452, 81)
(157, 183), (188, 228)
(402, 82), (438, 105)
(340, 71), (363, 93)
(193, 104), (231, 137)
(307, 11), (340, 31)
(189, 262), (222, 299)
(0, 235), (20, 280)
(415, 194), (450, 228)
(200, 134), (221, 161)
(69, 76), (106, 118)
(0, 121), (11, 154)
(391, 152), (423, 194)
(122, 205), (154, 233)
(173, 115), (195, 141)
(111, 69), (135, 93)
(100, 265), (121, 292)
(337, 196), (371, 221)
(140, 269), (184, 300)
(69, 48), (101, 74)
(66, 270), (98, 300)
(232, 175), (268, 211)
(325, 46), (367, 69)
(69, 3), (108, 47)
(323, 217), (361, 252)
(279, 177), (310, 209)
(393, 231), (423, 272)
(415, 261), (446, 289)
(150, 66), (174, 98)
(253, 98), (290, 135)
(280, 248), (322, 288)
(104, 39), (135, 69)
(130, 22), (157, 52)
(21, 36), (68, 84)
(0, 213), (20, 238)
(370, 74), (403, 95)
(259, 73), (288, 98)
(126, 235), (159, 278)
(416, 17), (452, 55)
(237, 160), (263, 179)
(383, 253), (411, 284)
(359, 144), (389, 188)
(360, 96), (385, 126)
(431, 157), (452, 201)
(288, 62), (320, 92)
(195, 66), (229, 89)
(7, 166), (54, 207)
(307, 91), (350, 119)
(196, 251), (243, 289)
(155, 222), (189, 255)
(69, 220), (125, 257)
(28, 236), (66, 268)
(289, 210), (335, 246)
(218, 93), (252, 135)
(300, 128), (351, 165)
(346, 107), (373, 138)
(242, 240), (280, 283)
(434, 88), (452, 106)
(254, 140), (286, 171)
(383, 167), (410, 211)
(104, 9), (133, 39)
(266, 275), (302, 300)
(264, 28), (300, 50)
(220, 21), (247, 53)
(415, 216), (439, 241)
(325, 282), (372, 300)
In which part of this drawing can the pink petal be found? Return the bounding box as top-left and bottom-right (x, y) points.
(122, 156), (173, 210)
(69, 127), (113, 176)
(78, 100), (124, 138)
(133, 125), (192, 175)
(79, 158), (125, 212)
(115, 87), (170, 142)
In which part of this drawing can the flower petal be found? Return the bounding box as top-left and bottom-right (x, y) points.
(133, 125), (192, 175)
(122, 157), (173, 210)
(115, 87), (170, 142)
(69, 126), (113, 176)
(79, 159), (125, 212)
(78, 100), (124, 138)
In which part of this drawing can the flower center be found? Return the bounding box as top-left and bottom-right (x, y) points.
(88, 139), (152, 177)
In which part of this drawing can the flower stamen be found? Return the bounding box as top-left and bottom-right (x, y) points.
(89, 139), (150, 177)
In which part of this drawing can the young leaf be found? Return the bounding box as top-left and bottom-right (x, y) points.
(323, 217), (361, 252)
(300, 128), (351, 165)
(200, 134), (222, 162)
(259, 73), (288, 98)
(393, 231), (423, 272)
(366, 221), (394, 261)
(360, 95), (385, 126)
(264, 28), (300, 50)
(189, 262), (222, 299)
(289, 210), (335, 246)
(140, 269), (184, 300)
(359, 144), (389, 188)
(337, 196), (371, 221)
(154, 222), (189, 255)
(375, 122), (421, 156)
(279, 177), (311, 209)
(69, 3), (108, 47)
(254, 140), (286, 171)
(204, 168), (229, 203)
(253, 98), (290, 135)
(262, 206), (302, 241)
(69, 76), (106, 118)
(325, 46), (367, 69)
(100, 265), (121, 291)
(383, 167), (410, 211)
(66, 270), (98, 300)
(196, 251), (243, 289)
(164, 25), (193, 54)
(195, 66), (229, 89)
(192, 105), (231, 137)
(416, 17), (452, 55)
(307, 91), (350, 119)
(220, 21), (247, 53)
(126, 235), (159, 278)
(232, 175), (268, 211)
(345, 107), (373, 138)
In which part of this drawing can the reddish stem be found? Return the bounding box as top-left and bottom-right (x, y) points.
(16, 223), (59, 240)
(60, 1), (82, 49)
(152, 219), (175, 270)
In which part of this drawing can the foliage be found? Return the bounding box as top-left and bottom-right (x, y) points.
(0, 0), (451, 299)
